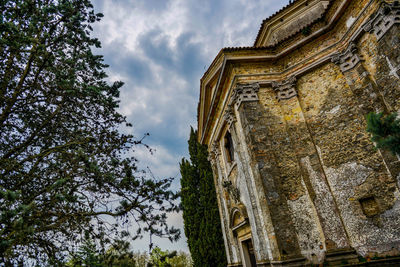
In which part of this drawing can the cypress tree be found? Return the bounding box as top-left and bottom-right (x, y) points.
(180, 128), (227, 267)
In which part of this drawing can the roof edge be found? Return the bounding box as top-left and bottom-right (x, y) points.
(254, 0), (302, 46)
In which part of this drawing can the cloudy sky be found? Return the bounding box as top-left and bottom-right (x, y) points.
(91, 0), (289, 252)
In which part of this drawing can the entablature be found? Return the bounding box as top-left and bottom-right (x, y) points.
(198, 0), (397, 146)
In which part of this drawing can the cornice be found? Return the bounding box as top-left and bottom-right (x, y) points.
(199, 0), (355, 143)
(199, 0), (392, 144)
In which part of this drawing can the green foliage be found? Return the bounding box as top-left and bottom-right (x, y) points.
(67, 239), (138, 267)
(0, 0), (179, 264)
(67, 239), (105, 267)
(148, 247), (192, 267)
(165, 251), (193, 267)
(148, 247), (176, 267)
(180, 128), (227, 267)
(67, 243), (192, 267)
(101, 240), (138, 267)
(366, 112), (400, 155)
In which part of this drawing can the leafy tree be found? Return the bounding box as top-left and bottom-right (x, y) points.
(130, 251), (150, 267)
(101, 240), (137, 267)
(166, 251), (193, 267)
(68, 243), (192, 267)
(148, 247), (176, 267)
(366, 112), (400, 155)
(148, 247), (192, 267)
(180, 128), (227, 267)
(67, 239), (137, 267)
(67, 239), (104, 267)
(0, 0), (180, 264)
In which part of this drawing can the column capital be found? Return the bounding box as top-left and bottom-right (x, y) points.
(272, 76), (297, 101)
(229, 83), (260, 110)
(363, 2), (400, 40)
(331, 42), (363, 72)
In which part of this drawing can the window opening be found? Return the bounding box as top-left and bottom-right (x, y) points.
(224, 131), (234, 162)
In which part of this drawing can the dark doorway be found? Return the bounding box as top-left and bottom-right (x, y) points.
(242, 239), (257, 267)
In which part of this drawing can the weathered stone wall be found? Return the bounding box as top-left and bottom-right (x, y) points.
(296, 60), (400, 256)
(237, 98), (302, 260)
(202, 1), (400, 266)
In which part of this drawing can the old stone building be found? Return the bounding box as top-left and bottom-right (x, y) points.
(197, 0), (400, 266)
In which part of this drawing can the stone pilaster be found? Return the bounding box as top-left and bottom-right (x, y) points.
(330, 41), (387, 113)
(208, 141), (238, 264)
(331, 39), (400, 188)
(222, 95), (273, 262)
(231, 82), (303, 262)
(361, 1), (400, 112)
(274, 76), (353, 259)
(223, 106), (237, 130)
(366, 2), (400, 188)
(330, 37), (400, 253)
(362, 2), (400, 41)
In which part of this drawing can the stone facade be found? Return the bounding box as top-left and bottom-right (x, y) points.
(198, 0), (400, 266)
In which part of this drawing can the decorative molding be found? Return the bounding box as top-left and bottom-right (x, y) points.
(223, 180), (241, 204)
(227, 162), (238, 178)
(223, 106), (237, 128)
(363, 2), (400, 40)
(229, 205), (248, 229)
(208, 140), (221, 163)
(199, 0), (365, 144)
(331, 42), (363, 72)
(229, 83), (260, 109)
(272, 76), (297, 100)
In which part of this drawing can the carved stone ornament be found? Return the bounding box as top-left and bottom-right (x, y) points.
(223, 106), (237, 128)
(363, 2), (400, 41)
(222, 180), (241, 204)
(208, 140), (221, 163)
(229, 83), (260, 110)
(229, 205), (249, 232)
(331, 42), (363, 72)
(272, 76), (297, 100)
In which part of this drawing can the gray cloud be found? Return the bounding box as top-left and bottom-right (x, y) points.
(92, 0), (289, 252)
